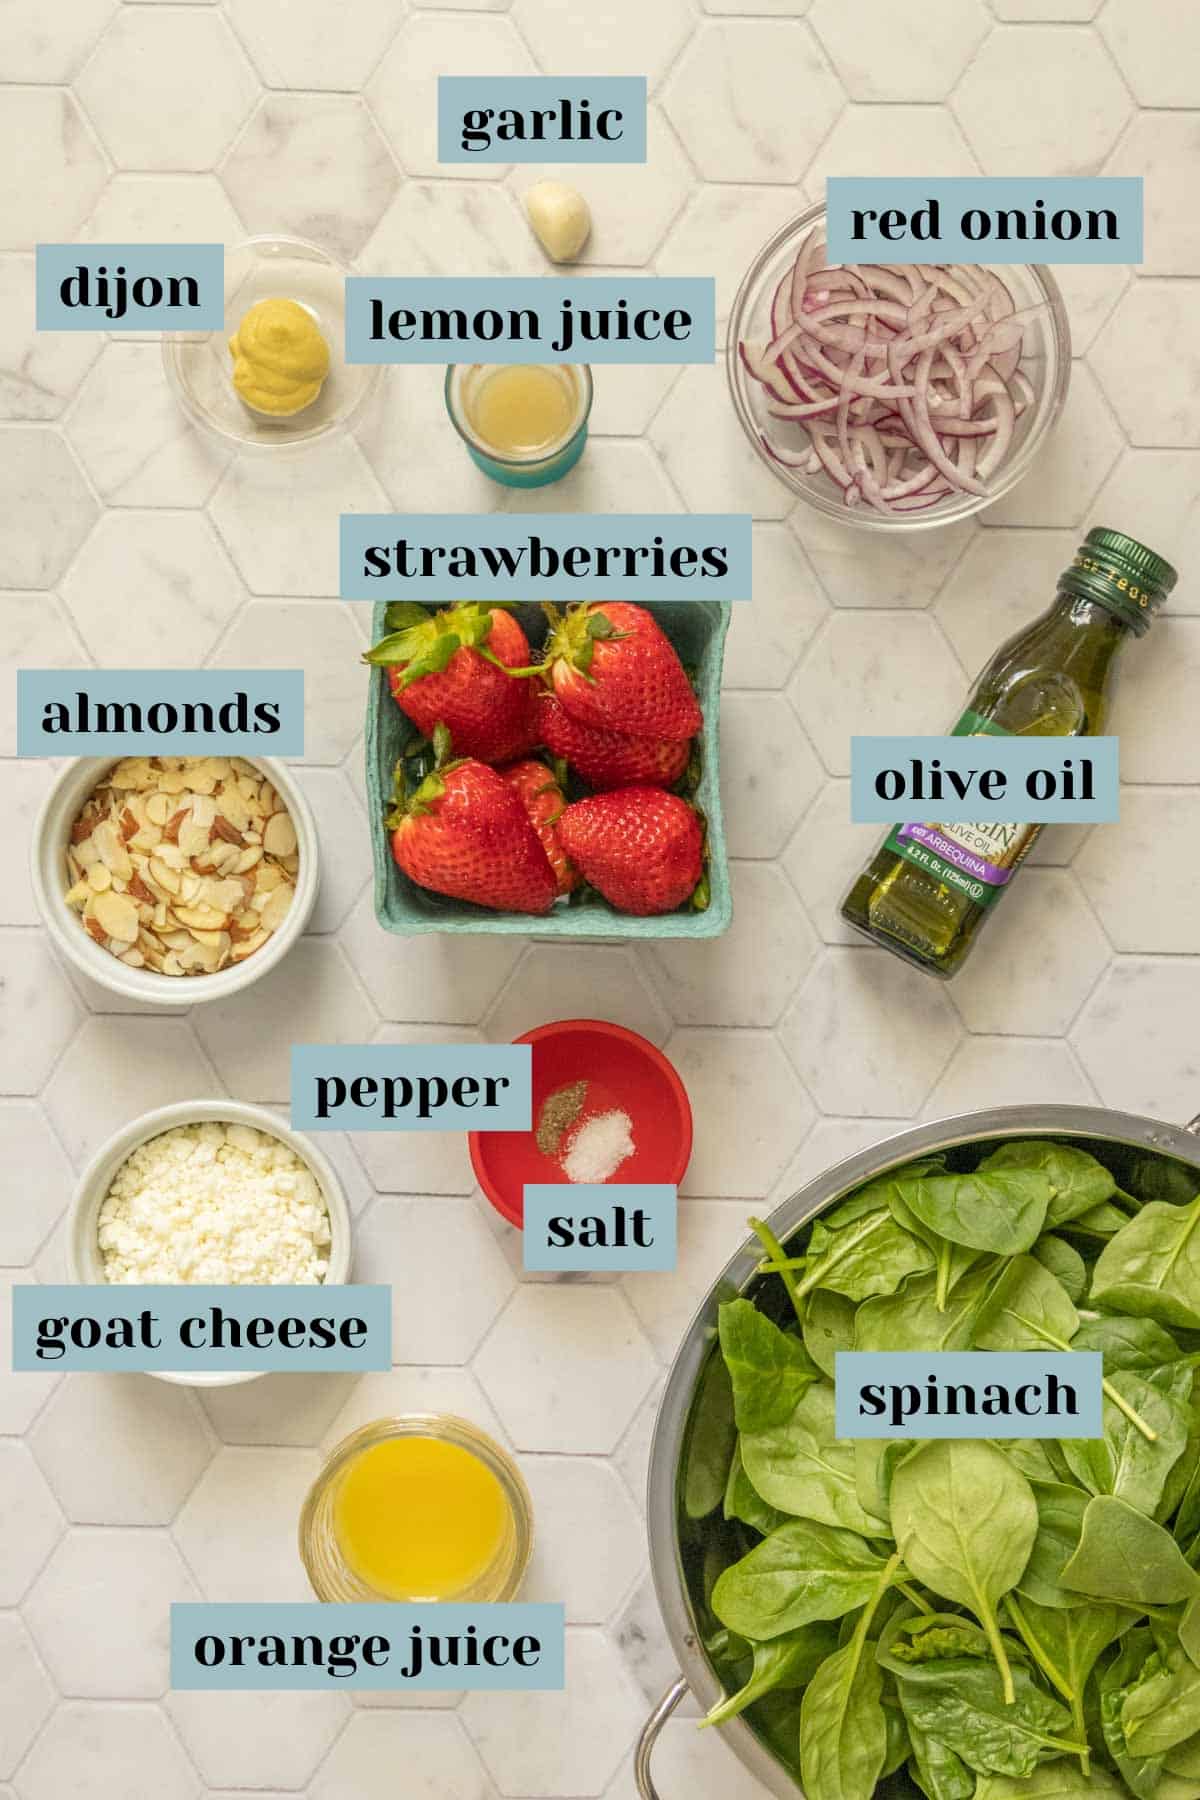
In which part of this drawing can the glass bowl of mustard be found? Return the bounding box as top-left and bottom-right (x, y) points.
(163, 234), (382, 451)
(299, 1414), (534, 1604)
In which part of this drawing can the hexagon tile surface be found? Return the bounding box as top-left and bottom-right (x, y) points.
(4, 1), (1200, 1794)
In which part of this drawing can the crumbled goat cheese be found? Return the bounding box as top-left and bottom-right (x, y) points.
(97, 1120), (332, 1284)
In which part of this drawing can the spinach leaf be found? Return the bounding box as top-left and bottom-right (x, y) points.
(1032, 1235), (1088, 1303)
(1167, 1728), (1200, 1779)
(1006, 1591), (1133, 1759)
(1100, 1628), (1172, 1799)
(855, 1439), (915, 1531)
(1061, 1497), (1200, 1606)
(1005, 1439), (1063, 1485)
(799, 1553), (900, 1800)
(973, 1766), (1124, 1797)
(718, 1298), (819, 1433)
(683, 1345), (737, 1520)
(1183, 1594), (1200, 1672)
(891, 1658), (1079, 1779)
(855, 1266), (993, 1355)
(1073, 1314), (1192, 1384)
(895, 1168), (1053, 1255)
(797, 1211), (934, 1305)
(904, 1719), (975, 1800)
(1015, 1482), (1091, 1611)
(710, 1517), (892, 1640)
(885, 1184), (983, 1312)
(1059, 1367), (1192, 1517)
(877, 1610), (995, 1674)
(805, 1287), (858, 1381)
(703, 1621), (838, 1728)
(891, 1441), (1038, 1704)
(974, 1253), (1079, 1353)
(1092, 1198), (1200, 1331)
(724, 1437), (786, 1537)
(980, 1141), (1117, 1228)
(741, 1382), (888, 1535)
(1124, 1641), (1200, 1757)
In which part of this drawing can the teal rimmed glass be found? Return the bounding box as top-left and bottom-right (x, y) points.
(444, 363), (592, 488)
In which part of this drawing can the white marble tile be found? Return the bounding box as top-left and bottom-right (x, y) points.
(664, 21), (842, 184)
(76, 9), (259, 173)
(1105, 113), (1200, 276)
(993, 0), (1098, 14)
(225, 0), (401, 91)
(1051, 263), (1131, 356)
(485, 945), (671, 1047)
(933, 527), (1076, 677)
(62, 510), (244, 667)
(173, 1445), (318, 1601)
(667, 1027), (814, 1198)
(588, 363), (680, 439)
(948, 870), (1110, 1035)
(721, 524), (826, 689)
(0, 1615), (54, 1779)
(952, 25), (1133, 175)
(624, 1715), (778, 1799)
(0, 1104), (71, 1264)
(623, 1199), (749, 1360)
(650, 362), (792, 519)
(789, 613), (965, 777)
(611, 1573), (677, 1708)
(1092, 282), (1200, 447)
(985, 363), (1123, 528)
(355, 1196), (515, 1363)
(167, 1690), (349, 1788)
(355, 363), (505, 514)
(14, 1703), (200, 1800)
(341, 889), (526, 1025)
(193, 938), (374, 1101)
(0, 92), (107, 251)
(30, 1376), (212, 1526)
(1074, 959), (1200, 1117)
(0, 1441), (63, 1602)
(82, 174), (245, 245)
(0, 1275), (60, 1437)
(362, 182), (541, 284)
(25, 1530), (199, 1699)
(291, 767), (371, 931)
(208, 439), (387, 595)
(1110, 619), (1200, 783)
(463, 1628), (645, 1798)
(207, 601), (367, 764)
(924, 1035), (1097, 1119)
(520, 1457), (644, 1622)
(805, 104), (980, 201)
(810, 0), (987, 100)
(64, 343), (229, 505)
(771, 1114), (913, 1203)
(514, 0), (693, 84)
(781, 782), (878, 946)
(0, 761), (54, 924)
(719, 693), (823, 858)
(1076, 788), (1200, 953)
(1090, 453), (1200, 601)
(42, 1016), (215, 1167)
(311, 1713), (493, 1800)
(781, 947), (962, 1116)
(612, 1379), (663, 1517)
(509, 110), (691, 267)
(0, 0), (115, 81)
(648, 862), (819, 1028)
(369, 17), (536, 181)
(0, 933), (82, 1098)
(320, 1364), (509, 1456)
(199, 1373), (358, 1448)
(0, 427), (98, 588)
(0, 257), (101, 421)
(352, 1028), (480, 1198)
(220, 95), (398, 263)
(658, 188), (801, 331)
(1099, 0), (1200, 106)
(478, 1286), (655, 1453)
(502, 437), (682, 516)
(790, 510), (972, 612)
(0, 596), (89, 755)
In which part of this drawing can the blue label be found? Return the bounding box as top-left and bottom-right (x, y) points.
(17, 670), (304, 757)
(438, 77), (647, 163)
(340, 513), (750, 601)
(291, 1044), (531, 1132)
(826, 178), (1143, 265)
(850, 736), (1119, 823)
(171, 1603), (565, 1690)
(12, 1286), (392, 1373)
(36, 243), (224, 329)
(835, 1351), (1104, 1439)
(523, 1184), (677, 1271)
(345, 276), (714, 364)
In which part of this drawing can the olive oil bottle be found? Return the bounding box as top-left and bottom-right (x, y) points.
(841, 528), (1177, 977)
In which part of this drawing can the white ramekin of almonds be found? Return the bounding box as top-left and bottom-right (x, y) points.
(66, 1099), (352, 1388)
(31, 755), (318, 1004)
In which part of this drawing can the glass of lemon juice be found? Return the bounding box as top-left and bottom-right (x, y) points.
(445, 363), (592, 487)
(300, 1415), (533, 1603)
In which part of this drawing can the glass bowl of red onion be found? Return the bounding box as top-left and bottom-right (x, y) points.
(727, 203), (1071, 530)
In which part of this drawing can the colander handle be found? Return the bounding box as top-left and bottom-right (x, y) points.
(634, 1675), (689, 1797)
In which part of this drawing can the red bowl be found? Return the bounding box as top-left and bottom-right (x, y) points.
(469, 1019), (693, 1228)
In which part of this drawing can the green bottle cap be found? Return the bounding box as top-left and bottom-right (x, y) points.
(1061, 527), (1178, 634)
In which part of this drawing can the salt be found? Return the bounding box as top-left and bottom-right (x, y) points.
(562, 1109), (635, 1184)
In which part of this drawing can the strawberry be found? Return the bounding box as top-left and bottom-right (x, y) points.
(558, 787), (703, 915)
(365, 602), (536, 765)
(389, 758), (557, 915)
(542, 602), (702, 742)
(534, 689), (691, 793)
(500, 759), (578, 896)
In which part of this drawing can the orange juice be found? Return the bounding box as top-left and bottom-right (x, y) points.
(332, 1435), (510, 1601)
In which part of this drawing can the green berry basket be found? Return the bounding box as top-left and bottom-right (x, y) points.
(365, 599), (732, 939)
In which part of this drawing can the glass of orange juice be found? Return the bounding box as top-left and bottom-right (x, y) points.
(445, 363), (592, 488)
(299, 1415), (533, 1603)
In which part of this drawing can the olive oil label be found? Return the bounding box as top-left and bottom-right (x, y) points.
(884, 709), (1040, 908)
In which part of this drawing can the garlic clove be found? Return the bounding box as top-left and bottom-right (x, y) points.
(524, 180), (591, 263)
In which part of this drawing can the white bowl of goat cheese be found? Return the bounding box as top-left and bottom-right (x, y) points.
(66, 1099), (352, 1388)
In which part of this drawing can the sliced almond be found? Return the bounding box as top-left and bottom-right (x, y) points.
(118, 948), (145, 969)
(145, 791), (173, 827)
(87, 864), (112, 893)
(148, 856), (181, 896)
(262, 812), (297, 857)
(212, 814), (245, 846)
(173, 904), (228, 931)
(259, 886), (293, 933)
(93, 890), (139, 943)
